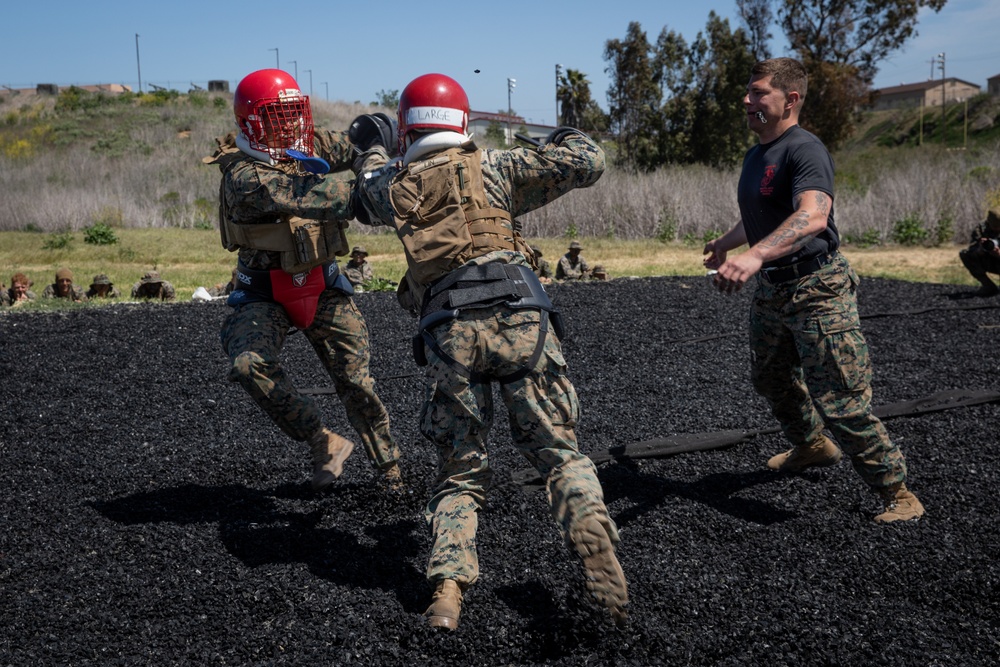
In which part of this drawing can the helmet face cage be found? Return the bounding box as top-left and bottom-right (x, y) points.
(397, 73), (469, 154)
(235, 69), (314, 161)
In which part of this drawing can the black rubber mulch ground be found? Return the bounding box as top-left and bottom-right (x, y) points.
(1, 276), (998, 666)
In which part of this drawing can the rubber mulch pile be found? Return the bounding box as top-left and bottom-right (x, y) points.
(1, 275), (998, 666)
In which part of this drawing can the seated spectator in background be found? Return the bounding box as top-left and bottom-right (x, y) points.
(590, 264), (608, 281)
(42, 268), (86, 302)
(530, 245), (554, 283)
(959, 207), (1000, 297)
(6, 273), (36, 307)
(85, 274), (121, 300)
(556, 241), (591, 281)
(131, 271), (176, 301)
(209, 267), (239, 297)
(343, 246), (373, 287)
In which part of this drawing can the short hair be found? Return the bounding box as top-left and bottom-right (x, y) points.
(11, 272), (30, 286)
(752, 57), (808, 101)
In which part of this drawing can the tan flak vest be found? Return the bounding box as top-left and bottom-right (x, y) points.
(203, 133), (349, 274)
(389, 143), (531, 294)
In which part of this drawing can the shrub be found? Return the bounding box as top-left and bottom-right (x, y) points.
(890, 214), (929, 246)
(844, 228), (882, 248)
(934, 214), (954, 246)
(656, 209), (677, 243)
(361, 277), (398, 292)
(83, 222), (119, 245)
(564, 223), (579, 240)
(42, 232), (73, 250)
(701, 229), (722, 244)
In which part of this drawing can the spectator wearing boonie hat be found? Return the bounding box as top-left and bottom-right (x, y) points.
(131, 270), (177, 301)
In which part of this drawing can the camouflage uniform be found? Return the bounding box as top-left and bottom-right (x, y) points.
(344, 258), (374, 287)
(0, 288), (9, 307)
(556, 244), (590, 281)
(958, 211), (1000, 295)
(42, 269), (86, 302)
(85, 274), (121, 300)
(750, 254), (907, 487)
(530, 246), (554, 281)
(131, 273), (177, 301)
(736, 123), (909, 492)
(42, 283), (86, 301)
(207, 130), (400, 473)
(354, 134), (618, 588)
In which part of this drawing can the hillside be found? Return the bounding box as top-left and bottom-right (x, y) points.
(2, 86), (1000, 253)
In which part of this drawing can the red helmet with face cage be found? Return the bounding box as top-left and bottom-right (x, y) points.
(233, 69), (313, 161)
(397, 73), (469, 153)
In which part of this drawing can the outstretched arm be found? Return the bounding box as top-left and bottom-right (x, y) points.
(711, 189), (830, 294)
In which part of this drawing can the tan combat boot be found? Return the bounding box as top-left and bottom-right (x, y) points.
(308, 428), (355, 492)
(767, 434), (842, 472)
(381, 461), (405, 492)
(874, 483), (925, 524)
(570, 516), (629, 628)
(424, 579), (463, 631)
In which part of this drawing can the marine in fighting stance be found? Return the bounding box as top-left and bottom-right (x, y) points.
(203, 69), (402, 492)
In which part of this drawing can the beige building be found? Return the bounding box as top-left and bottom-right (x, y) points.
(873, 77), (981, 110)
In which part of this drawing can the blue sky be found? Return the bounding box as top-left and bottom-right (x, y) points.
(4, 0), (998, 126)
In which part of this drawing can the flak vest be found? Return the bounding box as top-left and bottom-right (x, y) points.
(204, 133), (349, 275)
(389, 144), (562, 383)
(388, 144), (532, 291)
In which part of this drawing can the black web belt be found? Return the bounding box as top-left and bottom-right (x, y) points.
(758, 252), (835, 285)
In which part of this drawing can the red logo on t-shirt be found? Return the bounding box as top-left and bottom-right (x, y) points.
(760, 164), (777, 195)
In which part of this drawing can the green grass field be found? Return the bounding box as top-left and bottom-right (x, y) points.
(0, 228), (979, 306)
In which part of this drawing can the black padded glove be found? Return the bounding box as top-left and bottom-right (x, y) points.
(348, 113), (398, 154)
(544, 126), (588, 147)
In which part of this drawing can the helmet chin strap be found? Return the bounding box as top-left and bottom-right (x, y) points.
(403, 131), (471, 166)
(235, 131), (277, 165)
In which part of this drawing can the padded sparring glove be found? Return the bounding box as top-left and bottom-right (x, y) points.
(348, 113), (398, 154)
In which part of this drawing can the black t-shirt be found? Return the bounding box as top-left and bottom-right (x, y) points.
(737, 125), (839, 268)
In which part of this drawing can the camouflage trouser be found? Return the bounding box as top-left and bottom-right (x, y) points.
(750, 253), (907, 489)
(220, 289), (400, 470)
(959, 246), (1000, 285)
(421, 306), (616, 587)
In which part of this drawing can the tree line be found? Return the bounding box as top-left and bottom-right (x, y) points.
(557, 0), (947, 170)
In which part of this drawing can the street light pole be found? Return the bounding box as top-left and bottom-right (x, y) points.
(322, 82), (328, 101)
(555, 64), (562, 126)
(269, 48), (279, 69)
(135, 33), (142, 93)
(507, 77), (516, 144)
(304, 69), (312, 97)
(288, 60), (297, 81)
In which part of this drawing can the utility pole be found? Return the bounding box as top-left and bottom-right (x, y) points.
(135, 33), (142, 93)
(555, 64), (562, 127)
(269, 48), (279, 69)
(507, 77), (516, 144)
(937, 52), (946, 146)
(304, 69), (312, 97)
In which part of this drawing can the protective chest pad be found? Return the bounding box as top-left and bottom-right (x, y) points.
(270, 266), (326, 329)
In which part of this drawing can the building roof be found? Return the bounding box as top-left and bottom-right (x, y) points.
(877, 77), (980, 95)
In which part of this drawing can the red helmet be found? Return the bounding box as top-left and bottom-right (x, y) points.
(397, 73), (469, 153)
(234, 68), (313, 161)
